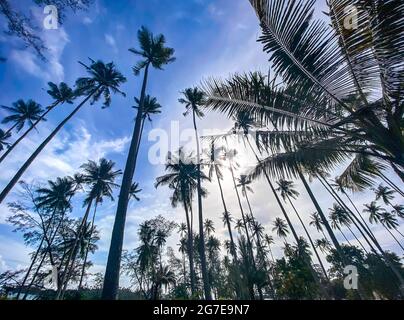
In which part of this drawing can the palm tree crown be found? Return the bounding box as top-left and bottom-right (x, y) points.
(1, 99), (44, 132)
(129, 26), (176, 75)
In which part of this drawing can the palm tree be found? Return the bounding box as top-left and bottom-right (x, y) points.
(309, 212), (328, 241)
(364, 202), (404, 252)
(1, 99), (44, 135)
(57, 158), (122, 299)
(129, 182), (142, 201)
(272, 217), (289, 244)
(315, 239), (331, 254)
(276, 179), (328, 279)
(205, 142), (239, 265)
(103, 26), (175, 300)
(374, 184), (396, 209)
(0, 82), (75, 163)
(155, 149), (208, 297)
(152, 266), (176, 300)
(329, 204), (355, 246)
(204, 0), (404, 181)
(0, 59), (126, 204)
(0, 129), (11, 151)
(263, 234), (275, 263)
(132, 94), (162, 159)
(179, 87), (211, 300)
(204, 219), (215, 237)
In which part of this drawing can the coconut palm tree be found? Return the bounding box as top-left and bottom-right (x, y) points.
(364, 202), (404, 252)
(103, 26), (175, 300)
(129, 182), (142, 201)
(309, 212), (328, 241)
(272, 217), (289, 244)
(0, 59), (126, 205)
(205, 142), (239, 265)
(263, 234), (275, 263)
(132, 94), (162, 159)
(276, 179), (329, 279)
(315, 239), (331, 254)
(329, 204), (355, 246)
(155, 149), (208, 298)
(151, 266), (176, 300)
(374, 184), (396, 209)
(0, 82), (75, 164)
(57, 158), (122, 299)
(0, 129), (11, 151)
(1, 99), (44, 135)
(179, 87), (211, 300)
(203, 0), (404, 181)
(204, 219), (215, 237)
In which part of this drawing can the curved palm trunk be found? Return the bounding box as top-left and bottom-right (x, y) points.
(379, 173), (404, 197)
(102, 64), (150, 300)
(56, 199), (93, 300)
(183, 197), (196, 297)
(287, 197), (329, 281)
(246, 139), (328, 298)
(337, 226), (352, 245)
(0, 91), (97, 204)
(244, 191), (273, 299)
(341, 189), (374, 235)
(214, 167), (238, 263)
(318, 175), (378, 253)
(384, 227), (404, 252)
(0, 103), (58, 164)
(192, 109), (211, 300)
(78, 203), (99, 290)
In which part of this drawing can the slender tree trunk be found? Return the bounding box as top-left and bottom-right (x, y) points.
(385, 227), (404, 252)
(337, 226), (352, 245)
(246, 138), (329, 298)
(192, 109), (211, 300)
(17, 207), (58, 299)
(16, 237), (45, 299)
(0, 90), (97, 204)
(102, 64), (150, 300)
(288, 197), (329, 281)
(380, 173), (404, 197)
(78, 203), (98, 290)
(183, 199), (196, 297)
(215, 167), (238, 263)
(0, 103), (58, 164)
(56, 199), (93, 300)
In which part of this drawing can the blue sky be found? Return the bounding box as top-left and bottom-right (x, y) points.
(0, 0), (402, 287)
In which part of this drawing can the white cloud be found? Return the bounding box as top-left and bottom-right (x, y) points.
(10, 28), (70, 83)
(83, 17), (93, 25)
(105, 34), (118, 53)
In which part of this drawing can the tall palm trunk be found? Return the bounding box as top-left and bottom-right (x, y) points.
(56, 199), (93, 300)
(245, 138), (328, 297)
(384, 227), (404, 252)
(192, 109), (211, 300)
(379, 173), (404, 197)
(287, 196), (329, 281)
(297, 170), (348, 263)
(243, 191), (274, 298)
(0, 103), (58, 164)
(183, 195), (196, 297)
(78, 202), (99, 290)
(0, 90), (98, 204)
(214, 167), (238, 264)
(102, 64), (150, 300)
(318, 175), (378, 252)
